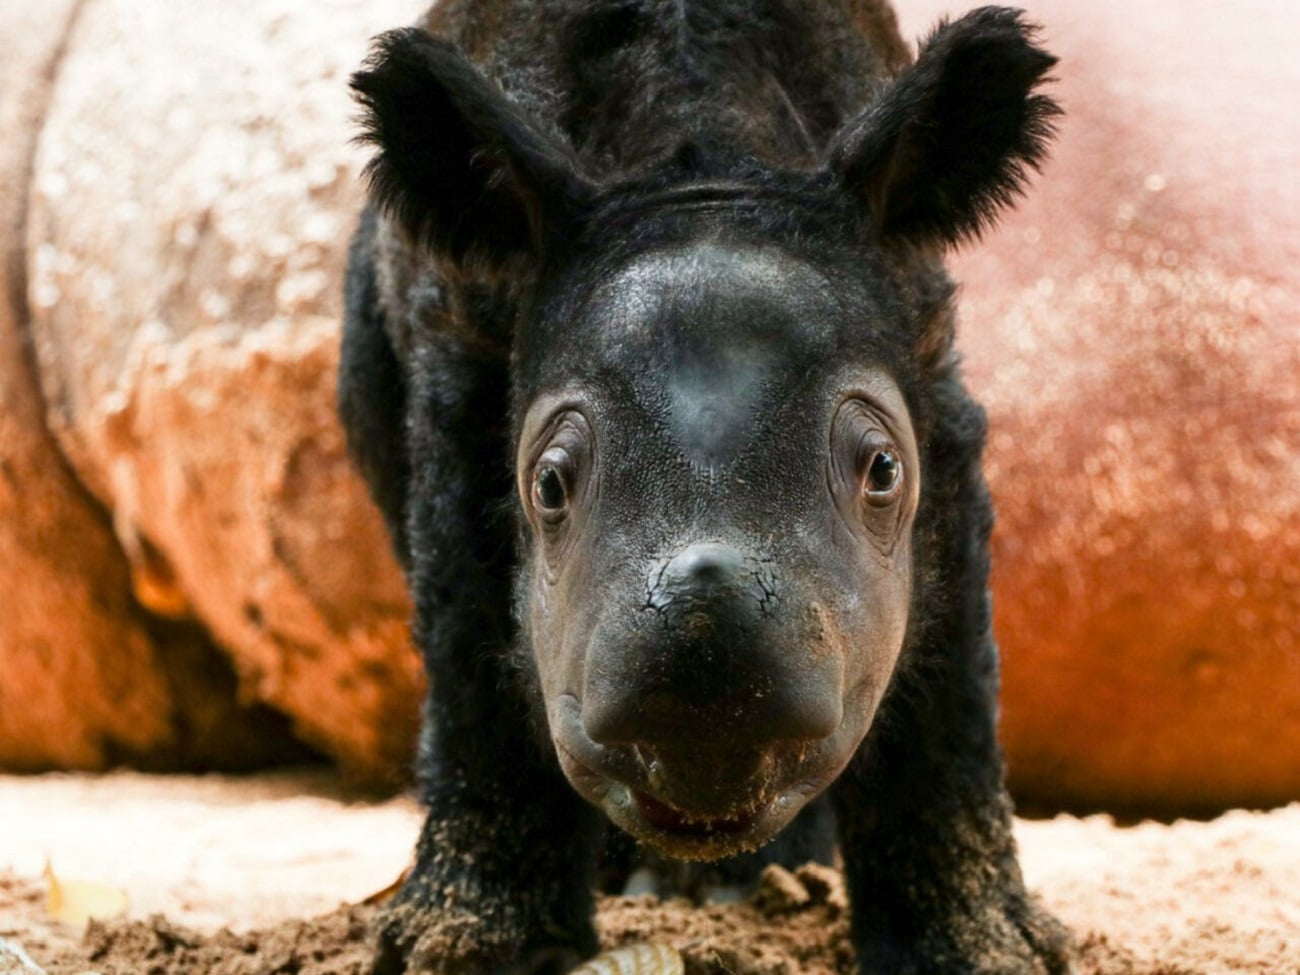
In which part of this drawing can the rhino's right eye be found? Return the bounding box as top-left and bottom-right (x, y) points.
(535, 465), (567, 512)
(520, 409), (593, 534)
(532, 441), (578, 523)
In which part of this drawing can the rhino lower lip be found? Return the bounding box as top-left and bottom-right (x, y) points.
(553, 734), (785, 844)
(631, 790), (767, 835)
(550, 693), (857, 853)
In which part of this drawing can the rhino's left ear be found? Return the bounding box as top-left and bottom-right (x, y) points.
(826, 6), (1060, 248)
(352, 28), (594, 268)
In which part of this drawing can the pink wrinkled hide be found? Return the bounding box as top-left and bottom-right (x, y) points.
(901, 0), (1299, 810)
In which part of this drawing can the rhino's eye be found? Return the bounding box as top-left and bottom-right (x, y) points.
(830, 394), (914, 541)
(535, 465), (567, 512)
(519, 409), (593, 538)
(532, 441), (579, 522)
(863, 449), (901, 500)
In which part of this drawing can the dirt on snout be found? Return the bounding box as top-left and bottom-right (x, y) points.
(0, 773), (1296, 975)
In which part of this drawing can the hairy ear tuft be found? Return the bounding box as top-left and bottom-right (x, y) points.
(827, 6), (1061, 248)
(352, 29), (593, 265)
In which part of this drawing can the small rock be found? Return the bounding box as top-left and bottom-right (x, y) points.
(0, 938), (46, 974)
(750, 865), (809, 915)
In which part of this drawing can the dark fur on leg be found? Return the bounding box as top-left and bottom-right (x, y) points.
(341, 240), (604, 974)
(832, 374), (1071, 974)
(378, 329), (605, 975)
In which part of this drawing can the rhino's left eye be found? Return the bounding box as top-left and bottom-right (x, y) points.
(863, 449), (901, 501)
(830, 396), (913, 534)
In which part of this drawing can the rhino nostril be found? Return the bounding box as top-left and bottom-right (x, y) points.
(650, 542), (750, 610)
(676, 545), (737, 586)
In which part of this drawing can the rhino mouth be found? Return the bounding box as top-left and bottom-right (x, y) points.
(632, 790), (765, 835)
(620, 789), (794, 859)
(558, 744), (804, 859)
(549, 693), (850, 860)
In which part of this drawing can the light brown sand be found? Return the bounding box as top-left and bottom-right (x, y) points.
(0, 772), (1295, 974)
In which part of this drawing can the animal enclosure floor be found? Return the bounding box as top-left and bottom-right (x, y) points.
(0, 771), (1295, 974)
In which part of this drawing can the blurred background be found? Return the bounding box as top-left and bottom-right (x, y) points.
(1, 0), (1296, 818)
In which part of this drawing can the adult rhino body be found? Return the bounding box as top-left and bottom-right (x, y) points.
(339, 0), (1070, 971)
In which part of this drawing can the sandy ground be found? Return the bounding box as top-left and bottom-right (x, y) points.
(0, 771), (1296, 974)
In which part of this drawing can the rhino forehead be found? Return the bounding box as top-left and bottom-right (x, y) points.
(582, 242), (840, 469)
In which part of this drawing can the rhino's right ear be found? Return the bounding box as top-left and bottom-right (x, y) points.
(352, 29), (594, 266)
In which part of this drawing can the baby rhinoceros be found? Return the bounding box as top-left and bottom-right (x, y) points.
(338, 0), (1071, 972)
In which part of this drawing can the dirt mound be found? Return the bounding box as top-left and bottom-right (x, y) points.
(13, 857), (1295, 975)
(0, 774), (1295, 975)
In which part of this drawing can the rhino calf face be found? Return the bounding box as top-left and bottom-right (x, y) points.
(516, 237), (919, 859)
(345, 8), (1071, 973)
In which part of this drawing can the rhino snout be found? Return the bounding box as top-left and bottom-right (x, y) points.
(579, 543), (844, 751)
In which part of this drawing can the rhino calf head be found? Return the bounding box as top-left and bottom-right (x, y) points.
(342, 4), (1071, 973)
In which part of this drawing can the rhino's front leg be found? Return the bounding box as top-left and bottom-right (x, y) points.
(373, 709), (603, 975)
(827, 384), (1073, 975)
(832, 757), (1071, 975)
(830, 568), (1073, 975)
(372, 329), (604, 975)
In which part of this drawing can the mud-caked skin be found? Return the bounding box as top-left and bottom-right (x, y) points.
(339, 0), (1071, 972)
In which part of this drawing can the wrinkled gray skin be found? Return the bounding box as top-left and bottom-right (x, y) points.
(523, 242), (919, 859)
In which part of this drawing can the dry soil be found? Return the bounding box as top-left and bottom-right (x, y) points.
(0, 771), (1295, 974)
